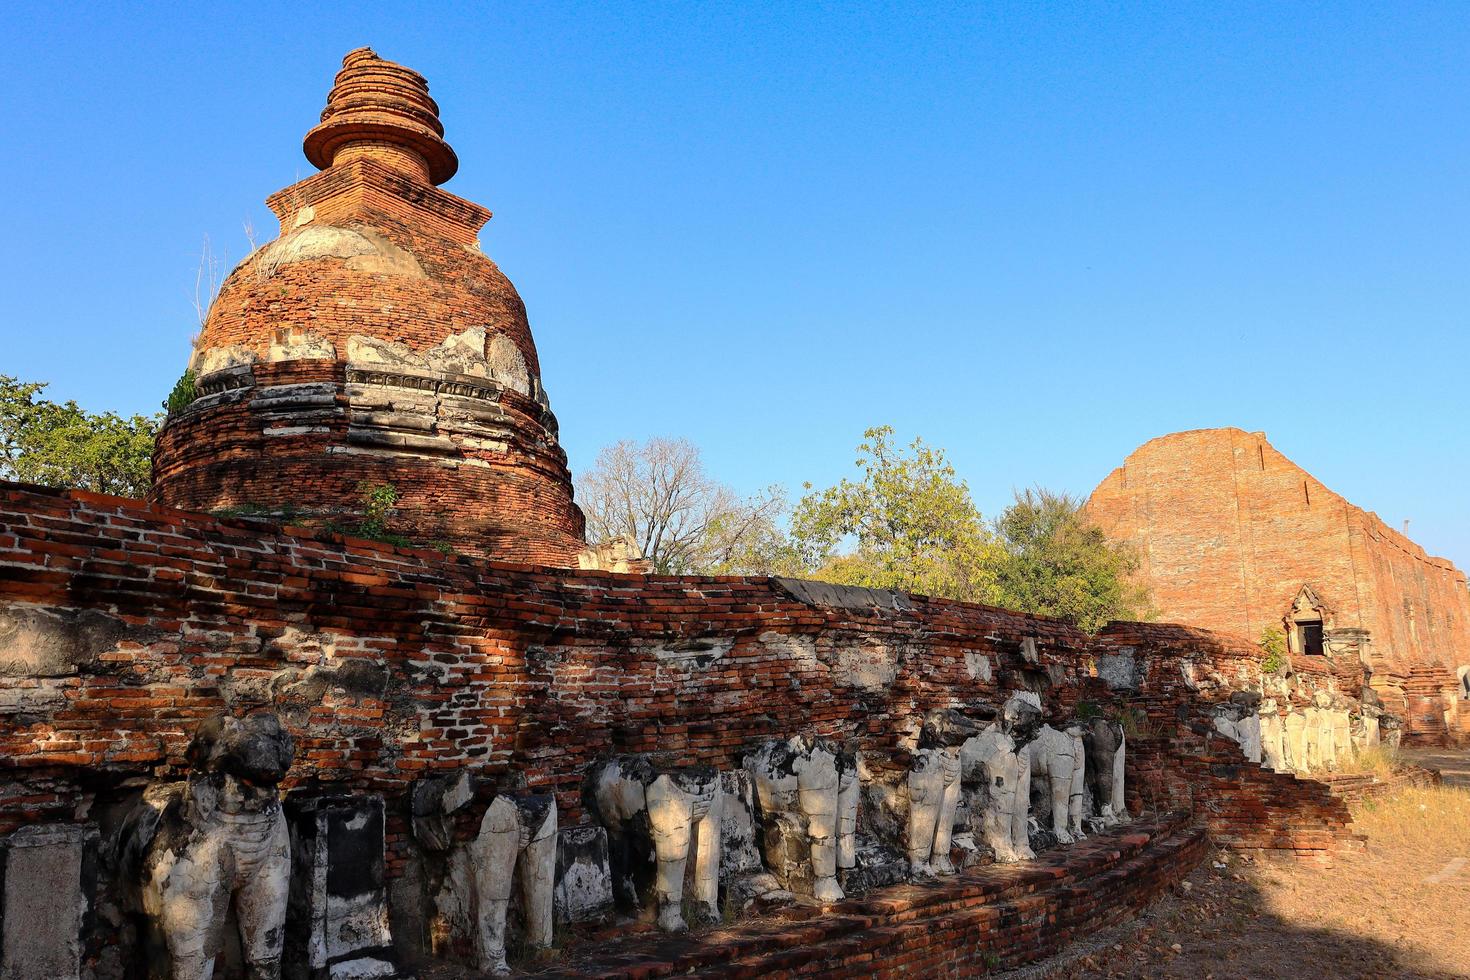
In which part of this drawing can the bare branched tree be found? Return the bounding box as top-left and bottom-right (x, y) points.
(577, 438), (789, 575)
(192, 235), (225, 331)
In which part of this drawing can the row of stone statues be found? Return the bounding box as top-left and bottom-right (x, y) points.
(1211, 688), (1399, 773)
(117, 699), (1130, 978)
(577, 694), (1129, 940)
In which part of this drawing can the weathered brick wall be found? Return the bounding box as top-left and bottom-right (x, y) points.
(0, 483), (1387, 974)
(1, 485), (1368, 844)
(0, 484), (1097, 837)
(1087, 428), (1470, 737)
(1315, 765), (1442, 806)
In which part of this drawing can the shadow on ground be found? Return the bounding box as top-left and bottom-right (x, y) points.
(1403, 746), (1470, 788)
(1011, 763), (1470, 980)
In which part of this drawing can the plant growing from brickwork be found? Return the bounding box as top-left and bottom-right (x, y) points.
(346, 482), (412, 546)
(1075, 700), (1104, 720)
(0, 374), (159, 498)
(1110, 705), (1157, 738)
(164, 369), (198, 416)
(1259, 627), (1287, 674)
(190, 234), (227, 336)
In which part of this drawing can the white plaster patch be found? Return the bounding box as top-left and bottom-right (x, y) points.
(830, 643), (898, 691)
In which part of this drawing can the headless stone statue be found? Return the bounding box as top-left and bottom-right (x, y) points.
(1080, 716), (1128, 828)
(412, 772), (558, 975)
(123, 713), (294, 980)
(743, 734), (859, 902)
(469, 795), (556, 975)
(1028, 723), (1086, 845)
(584, 756), (722, 932)
(907, 709), (986, 877)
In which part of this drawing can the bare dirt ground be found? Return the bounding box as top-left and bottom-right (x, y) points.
(1015, 756), (1470, 980)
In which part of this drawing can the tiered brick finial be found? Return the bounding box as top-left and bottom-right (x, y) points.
(303, 46), (458, 185)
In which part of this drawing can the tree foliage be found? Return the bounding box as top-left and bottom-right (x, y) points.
(0, 375), (159, 499)
(989, 488), (1152, 632)
(577, 437), (789, 575)
(788, 426), (1001, 601)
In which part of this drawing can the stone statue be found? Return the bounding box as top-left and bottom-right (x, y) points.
(1079, 716), (1128, 827)
(123, 713), (294, 980)
(468, 795), (556, 975)
(1283, 707), (1308, 771)
(742, 734), (859, 902)
(1028, 722), (1087, 844)
(1211, 692), (1263, 765)
(1258, 698), (1286, 771)
(961, 694), (1042, 863)
(907, 709), (985, 877)
(412, 773), (557, 976)
(584, 756), (722, 932)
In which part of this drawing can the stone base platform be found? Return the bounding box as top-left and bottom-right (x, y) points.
(527, 813), (1206, 978)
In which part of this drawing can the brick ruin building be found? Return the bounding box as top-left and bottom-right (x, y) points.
(0, 51), (1445, 980)
(151, 47), (587, 566)
(1088, 427), (1470, 745)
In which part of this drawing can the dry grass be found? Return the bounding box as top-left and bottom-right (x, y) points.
(1329, 744), (1401, 778)
(1351, 783), (1470, 852)
(1031, 782), (1470, 979)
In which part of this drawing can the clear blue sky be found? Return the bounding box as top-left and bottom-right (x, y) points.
(2, 3), (1467, 568)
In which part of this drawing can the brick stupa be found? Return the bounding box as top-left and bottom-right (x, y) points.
(152, 47), (587, 563)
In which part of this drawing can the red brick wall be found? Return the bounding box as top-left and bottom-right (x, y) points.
(0, 483), (1385, 974)
(0, 484), (1371, 851)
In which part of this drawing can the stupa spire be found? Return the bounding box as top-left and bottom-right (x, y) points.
(303, 46), (458, 185)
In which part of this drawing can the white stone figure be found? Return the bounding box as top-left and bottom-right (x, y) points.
(907, 749), (959, 876)
(585, 757), (722, 933)
(907, 709), (984, 877)
(1284, 709), (1308, 772)
(1329, 708), (1353, 766)
(961, 695), (1041, 863)
(1306, 691), (1335, 770)
(128, 714), (294, 980)
(468, 795), (557, 975)
(1212, 699), (1263, 765)
(837, 752), (860, 873)
(1028, 724), (1085, 845)
(1259, 700), (1286, 771)
(1353, 705), (1381, 751)
(1111, 729), (1128, 822)
(1066, 726), (1089, 833)
(743, 735), (858, 902)
(1236, 713), (1263, 764)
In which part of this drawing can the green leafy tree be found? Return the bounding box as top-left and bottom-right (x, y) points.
(788, 426), (1001, 601)
(990, 488), (1151, 632)
(0, 375), (159, 498)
